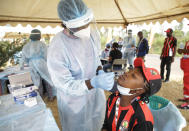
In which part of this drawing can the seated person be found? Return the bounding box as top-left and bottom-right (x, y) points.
(103, 42), (122, 72)
(101, 44), (111, 59)
(101, 44), (111, 65)
(101, 58), (162, 131)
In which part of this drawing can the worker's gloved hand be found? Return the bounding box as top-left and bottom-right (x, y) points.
(91, 72), (115, 91)
(98, 70), (105, 75)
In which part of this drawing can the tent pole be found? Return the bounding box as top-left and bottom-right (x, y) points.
(114, 0), (128, 27)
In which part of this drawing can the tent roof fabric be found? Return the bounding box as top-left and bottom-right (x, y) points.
(0, 0), (189, 27)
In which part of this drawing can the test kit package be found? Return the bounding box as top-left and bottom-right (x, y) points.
(8, 72), (38, 105)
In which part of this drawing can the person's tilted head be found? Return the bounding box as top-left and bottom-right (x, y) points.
(117, 58), (162, 101)
(117, 68), (147, 96)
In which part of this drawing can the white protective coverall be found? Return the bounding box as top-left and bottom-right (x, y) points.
(47, 31), (106, 131)
(21, 41), (56, 97)
(122, 36), (136, 66)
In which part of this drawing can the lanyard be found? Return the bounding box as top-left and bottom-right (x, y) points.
(115, 97), (138, 130)
(115, 97), (120, 126)
(166, 37), (173, 48)
(138, 38), (144, 48)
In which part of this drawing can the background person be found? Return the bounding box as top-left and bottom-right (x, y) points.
(160, 28), (177, 82)
(101, 44), (111, 59)
(20, 29), (55, 100)
(136, 31), (149, 60)
(103, 42), (122, 72)
(101, 44), (111, 65)
(47, 0), (115, 130)
(177, 36), (189, 109)
(122, 29), (136, 69)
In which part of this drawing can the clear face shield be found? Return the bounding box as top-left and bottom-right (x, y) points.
(63, 9), (101, 49)
(128, 33), (132, 37)
(63, 9), (97, 37)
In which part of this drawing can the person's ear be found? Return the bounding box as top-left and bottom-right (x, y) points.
(136, 89), (145, 95)
(129, 88), (145, 95)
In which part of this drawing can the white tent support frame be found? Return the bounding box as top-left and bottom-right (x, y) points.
(0, 0), (189, 27)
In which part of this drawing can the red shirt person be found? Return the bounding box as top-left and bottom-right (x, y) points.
(177, 28), (189, 109)
(160, 28), (177, 82)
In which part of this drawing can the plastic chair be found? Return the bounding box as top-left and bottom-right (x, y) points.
(148, 95), (187, 131)
(111, 59), (127, 74)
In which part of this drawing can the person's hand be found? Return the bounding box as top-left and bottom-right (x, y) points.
(91, 72), (115, 91)
(98, 70), (105, 75)
(177, 49), (183, 54)
(96, 66), (103, 73)
(171, 57), (174, 63)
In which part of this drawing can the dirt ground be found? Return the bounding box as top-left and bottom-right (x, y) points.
(155, 81), (189, 131)
(45, 80), (189, 131)
(145, 54), (183, 81)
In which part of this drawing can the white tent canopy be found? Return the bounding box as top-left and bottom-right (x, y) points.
(0, 0), (189, 27)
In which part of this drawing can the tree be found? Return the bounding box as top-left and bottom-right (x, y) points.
(150, 33), (165, 54)
(0, 39), (27, 67)
(142, 29), (149, 39)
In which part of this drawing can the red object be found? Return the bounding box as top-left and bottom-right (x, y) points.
(162, 36), (177, 57)
(134, 58), (162, 97)
(180, 41), (189, 100)
(164, 28), (173, 33)
(184, 41), (189, 56)
(180, 103), (189, 107)
(134, 58), (161, 82)
(180, 46), (189, 100)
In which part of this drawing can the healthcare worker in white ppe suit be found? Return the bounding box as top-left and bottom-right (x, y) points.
(122, 29), (136, 69)
(47, 0), (115, 131)
(20, 29), (55, 100)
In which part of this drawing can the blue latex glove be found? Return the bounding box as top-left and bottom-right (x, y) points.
(91, 72), (115, 91)
(98, 70), (105, 75)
